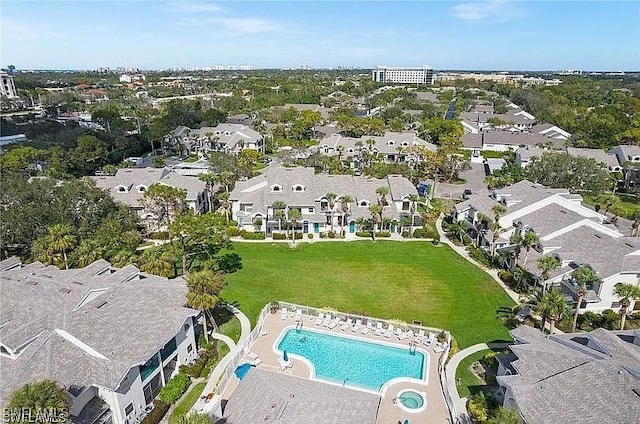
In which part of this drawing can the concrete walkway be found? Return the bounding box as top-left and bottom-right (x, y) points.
(435, 214), (520, 303)
(189, 304), (251, 416)
(444, 342), (512, 424)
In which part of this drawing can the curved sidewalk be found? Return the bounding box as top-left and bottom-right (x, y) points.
(190, 304), (251, 415)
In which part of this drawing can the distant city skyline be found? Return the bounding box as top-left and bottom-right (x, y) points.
(1, 1), (639, 71)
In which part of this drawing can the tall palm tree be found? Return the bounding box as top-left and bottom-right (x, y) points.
(376, 186), (390, 206)
(72, 240), (105, 268)
(186, 270), (226, 342)
(570, 266), (601, 332)
(218, 192), (231, 223)
(138, 248), (173, 277)
(537, 287), (570, 334)
(46, 224), (76, 270)
(613, 283), (640, 330)
(287, 208), (302, 246)
(520, 231), (539, 266)
(340, 195), (354, 235)
(408, 194), (420, 216)
(325, 192), (337, 233)
(368, 204), (383, 241)
(509, 233), (523, 269)
(491, 204), (506, 223)
(537, 255), (561, 294)
(198, 173), (218, 213)
(490, 221), (502, 256)
(490, 204), (506, 255)
(272, 200), (287, 232)
(512, 267), (532, 292)
(474, 212), (489, 246)
(449, 220), (466, 244)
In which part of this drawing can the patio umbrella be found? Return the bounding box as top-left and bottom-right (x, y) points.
(283, 350), (288, 361)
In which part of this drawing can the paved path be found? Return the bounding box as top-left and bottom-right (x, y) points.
(189, 304), (251, 416)
(435, 214), (520, 303)
(444, 342), (512, 424)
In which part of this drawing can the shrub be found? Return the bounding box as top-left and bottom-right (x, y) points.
(288, 232), (302, 240)
(401, 230), (410, 238)
(141, 400), (170, 424)
(467, 394), (489, 422)
(240, 230), (265, 240)
(272, 233), (287, 240)
(376, 232), (391, 238)
(327, 231), (336, 239)
(355, 232), (371, 238)
(149, 231), (169, 240)
(319, 232), (327, 239)
(179, 348), (216, 379)
(432, 234), (441, 245)
(467, 246), (492, 267)
(158, 373), (191, 405)
(601, 309), (620, 330)
(226, 226), (241, 237)
(307, 233), (313, 239)
(498, 270), (514, 284)
(437, 330), (448, 343)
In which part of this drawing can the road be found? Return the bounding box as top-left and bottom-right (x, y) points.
(431, 162), (487, 199)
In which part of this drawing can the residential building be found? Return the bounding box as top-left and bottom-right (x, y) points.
(610, 145), (640, 165)
(515, 146), (545, 168)
(530, 123), (571, 140)
(372, 66), (434, 85)
(0, 257), (200, 424)
(91, 167), (210, 221)
(567, 147), (623, 172)
(461, 131), (564, 152)
(0, 70), (18, 98)
(230, 166), (418, 236)
(275, 103), (332, 120)
(496, 326), (640, 424)
(454, 180), (639, 313)
(169, 124), (264, 156)
(318, 131), (436, 168)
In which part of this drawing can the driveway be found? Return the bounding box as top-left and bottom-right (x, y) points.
(431, 162), (487, 199)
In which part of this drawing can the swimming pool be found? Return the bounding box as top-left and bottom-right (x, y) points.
(275, 328), (426, 392)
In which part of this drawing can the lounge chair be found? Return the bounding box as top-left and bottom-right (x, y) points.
(243, 347), (259, 361)
(328, 317), (340, 329)
(414, 329), (425, 343)
(361, 321), (373, 335)
(351, 319), (362, 332)
(294, 309), (302, 323)
(396, 328), (407, 340)
(406, 329), (414, 340)
(322, 314), (333, 327)
(384, 324), (395, 338)
(374, 322), (384, 336)
(341, 318), (353, 331)
(280, 308), (288, 321)
(314, 312), (325, 326)
(433, 344), (445, 353)
(424, 332), (435, 346)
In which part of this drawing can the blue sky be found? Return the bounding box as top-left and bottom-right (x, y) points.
(1, 1), (639, 70)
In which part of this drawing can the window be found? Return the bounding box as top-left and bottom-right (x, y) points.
(359, 200), (369, 207)
(271, 185), (282, 192)
(293, 184), (305, 192)
(611, 301), (620, 308)
(125, 403), (134, 417)
(240, 203), (253, 213)
(184, 323), (190, 331)
(117, 186), (127, 193)
(187, 344), (193, 353)
(138, 186), (146, 193)
(308, 207), (314, 213)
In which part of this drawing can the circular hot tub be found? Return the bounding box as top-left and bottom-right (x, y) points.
(395, 389), (427, 413)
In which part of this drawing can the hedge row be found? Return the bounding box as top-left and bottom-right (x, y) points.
(158, 373), (191, 405)
(240, 231), (265, 240)
(355, 231), (391, 238)
(141, 400), (170, 424)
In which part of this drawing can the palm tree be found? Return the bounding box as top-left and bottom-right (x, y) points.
(408, 194), (420, 216)
(368, 204), (383, 241)
(613, 283), (640, 330)
(570, 266), (601, 332)
(491, 204), (506, 223)
(509, 233), (523, 269)
(490, 204), (506, 255)
(186, 270), (226, 342)
(272, 200), (287, 232)
(474, 213), (489, 246)
(490, 221), (502, 256)
(287, 208), (302, 246)
(537, 255), (561, 294)
(376, 186), (390, 206)
(512, 267), (532, 292)
(537, 287), (570, 334)
(325, 192), (337, 233)
(8, 380), (70, 417)
(449, 220), (466, 244)
(138, 248), (173, 277)
(218, 192), (231, 223)
(520, 231), (539, 266)
(46, 224), (76, 270)
(198, 173), (218, 213)
(340, 195), (354, 235)
(72, 240), (105, 268)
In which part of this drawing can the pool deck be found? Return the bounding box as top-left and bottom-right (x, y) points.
(223, 311), (451, 424)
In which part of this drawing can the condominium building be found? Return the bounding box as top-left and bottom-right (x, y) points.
(0, 257), (200, 424)
(372, 66), (434, 85)
(0, 71), (18, 98)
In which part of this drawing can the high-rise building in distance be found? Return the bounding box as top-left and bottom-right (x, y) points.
(372, 65), (434, 84)
(0, 70), (18, 98)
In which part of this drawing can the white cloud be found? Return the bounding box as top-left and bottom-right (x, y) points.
(163, 1), (222, 14)
(453, 0), (526, 22)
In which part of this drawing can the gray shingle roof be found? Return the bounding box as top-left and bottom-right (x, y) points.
(567, 147), (620, 168)
(0, 260), (197, 406)
(223, 368), (380, 424)
(498, 327), (640, 424)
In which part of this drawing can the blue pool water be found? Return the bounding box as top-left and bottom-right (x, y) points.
(276, 328), (425, 392)
(234, 363), (255, 380)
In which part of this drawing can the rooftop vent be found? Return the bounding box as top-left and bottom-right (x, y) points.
(96, 301), (108, 309)
(59, 288), (71, 294)
(70, 281), (84, 285)
(26, 281), (38, 286)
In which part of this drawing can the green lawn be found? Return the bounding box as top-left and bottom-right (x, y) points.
(455, 349), (491, 398)
(168, 382), (206, 424)
(221, 241), (514, 348)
